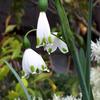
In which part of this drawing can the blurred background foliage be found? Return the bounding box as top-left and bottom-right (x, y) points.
(0, 0), (99, 99)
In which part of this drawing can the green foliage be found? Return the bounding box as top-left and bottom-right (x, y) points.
(51, 73), (79, 96)
(0, 35), (22, 61)
(0, 65), (9, 81)
(23, 36), (31, 49)
(15, 78), (28, 95)
(0, 34), (23, 99)
(5, 25), (16, 33)
(7, 78), (29, 99)
(0, 0), (92, 99)
(8, 90), (19, 100)
(10, 0), (25, 27)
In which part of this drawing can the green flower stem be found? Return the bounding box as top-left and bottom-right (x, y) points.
(4, 60), (31, 100)
(25, 29), (37, 37)
(54, 0), (90, 100)
(24, 29), (37, 48)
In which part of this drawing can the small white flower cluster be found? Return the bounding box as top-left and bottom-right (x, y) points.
(53, 94), (82, 100)
(91, 40), (100, 63)
(90, 67), (100, 100)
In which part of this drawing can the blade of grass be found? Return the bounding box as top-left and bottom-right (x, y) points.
(79, 48), (86, 75)
(86, 0), (93, 99)
(4, 60), (31, 100)
(54, 0), (89, 99)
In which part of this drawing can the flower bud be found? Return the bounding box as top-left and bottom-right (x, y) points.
(23, 36), (31, 48)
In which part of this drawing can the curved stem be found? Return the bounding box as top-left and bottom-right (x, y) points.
(25, 29), (37, 37)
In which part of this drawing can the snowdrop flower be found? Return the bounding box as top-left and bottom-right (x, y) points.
(36, 12), (53, 48)
(22, 48), (49, 76)
(91, 40), (100, 63)
(44, 32), (68, 54)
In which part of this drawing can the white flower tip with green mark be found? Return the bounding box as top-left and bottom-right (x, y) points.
(36, 11), (53, 48)
(22, 48), (49, 76)
(44, 33), (69, 54)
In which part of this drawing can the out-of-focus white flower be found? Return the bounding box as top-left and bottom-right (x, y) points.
(92, 85), (100, 100)
(22, 48), (49, 76)
(91, 40), (100, 63)
(65, 95), (81, 100)
(90, 67), (100, 85)
(53, 94), (82, 100)
(44, 32), (68, 54)
(53, 94), (61, 100)
(36, 12), (53, 48)
(14, 98), (20, 100)
(64, 0), (72, 3)
(90, 67), (100, 100)
(33, 97), (43, 100)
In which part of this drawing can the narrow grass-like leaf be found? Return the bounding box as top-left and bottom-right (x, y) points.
(86, 0), (93, 99)
(54, 0), (90, 99)
(4, 60), (31, 100)
(79, 48), (86, 75)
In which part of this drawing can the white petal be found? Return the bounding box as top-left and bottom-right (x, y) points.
(44, 34), (57, 54)
(44, 43), (57, 54)
(45, 33), (68, 54)
(52, 32), (68, 54)
(22, 50), (32, 75)
(57, 38), (69, 54)
(36, 12), (51, 48)
(22, 48), (49, 76)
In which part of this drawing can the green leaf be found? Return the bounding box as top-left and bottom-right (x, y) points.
(71, 81), (79, 97)
(15, 78), (28, 92)
(33, 72), (52, 83)
(4, 61), (31, 100)
(7, 90), (19, 100)
(54, 0), (90, 99)
(5, 25), (16, 33)
(23, 36), (31, 48)
(0, 65), (9, 80)
(15, 78), (28, 97)
(79, 48), (86, 75)
(86, 0), (93, 99)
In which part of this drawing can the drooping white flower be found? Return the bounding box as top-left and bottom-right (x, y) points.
(36, 12), (53, 48)
(91, 40), (100, 63)
(22, 48), (49, 76)
(44, 32), (68, 54)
